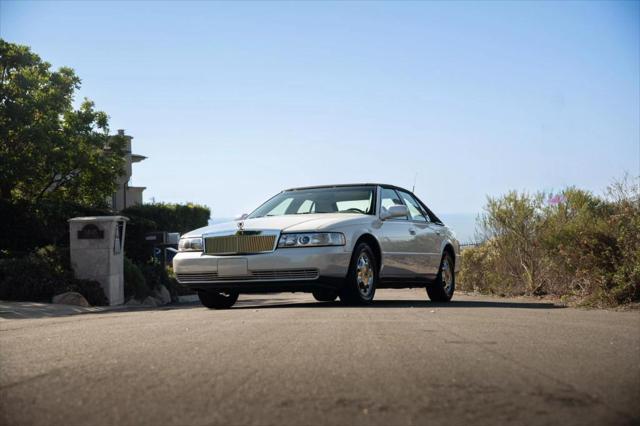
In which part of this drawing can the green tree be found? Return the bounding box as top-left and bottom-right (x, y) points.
(0, 39), (124, 206)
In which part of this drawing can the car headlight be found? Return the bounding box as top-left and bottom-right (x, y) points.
(178, 237), (203, 252)
(278, 232), (345, 248)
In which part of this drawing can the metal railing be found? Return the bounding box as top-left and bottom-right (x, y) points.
(459, 242), (479, 250)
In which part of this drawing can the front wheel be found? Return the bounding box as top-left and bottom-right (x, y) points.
(312, 289), (338, 302)
(426, 252), (455, 302)
(339, 242), (377, 305)
(198, 290), (239, 309)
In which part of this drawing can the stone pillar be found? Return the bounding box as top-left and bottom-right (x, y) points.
(68, 216), (129, 306)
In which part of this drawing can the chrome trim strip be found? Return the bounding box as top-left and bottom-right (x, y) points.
(176, 268), (319, 283)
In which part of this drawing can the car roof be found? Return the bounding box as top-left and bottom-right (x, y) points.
(285, 183), (410, 192)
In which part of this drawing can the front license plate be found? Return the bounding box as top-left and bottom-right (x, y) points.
(218, 258), (248, 277)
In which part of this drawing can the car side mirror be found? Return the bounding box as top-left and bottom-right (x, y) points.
(381, 205), (409, 220)
(234, 213), (249, 220)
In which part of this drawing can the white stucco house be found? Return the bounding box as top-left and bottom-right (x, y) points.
(109, 129), (146, 211)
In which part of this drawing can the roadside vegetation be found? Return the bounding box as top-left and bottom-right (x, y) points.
(458, 176), (640, 307)
(0, 198), (208, 304)
(0, 39), (207, 305)
(0, 245), (108, 305)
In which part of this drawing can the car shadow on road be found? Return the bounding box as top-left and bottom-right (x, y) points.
(0, 297), (562, 320)
(232, 298), (563, 310)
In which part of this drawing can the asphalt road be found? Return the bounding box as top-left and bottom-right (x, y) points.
(1, 290), (639, 426)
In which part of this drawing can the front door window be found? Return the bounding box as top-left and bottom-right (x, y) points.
(380, 187), (408, 220)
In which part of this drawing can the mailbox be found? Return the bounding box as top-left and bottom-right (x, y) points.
(145, 231), (167, 244)
(145, 231), (180, 266)
(68, 216), (128, 305)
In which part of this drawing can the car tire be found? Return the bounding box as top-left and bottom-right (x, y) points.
(198, 290), (239, 309)
(339, 242), (377, 305)
(312, 289), (338, 302)
(426, 252), (455, 302)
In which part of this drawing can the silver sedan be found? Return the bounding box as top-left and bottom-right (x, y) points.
(173, 184), (460, 309)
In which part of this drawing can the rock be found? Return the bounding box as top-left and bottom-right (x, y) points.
(125, 298), (141, 306)
(153, 285), (171, 305)
(177, 294), (199, 303)
(52, 292), (90, 307)
(142, 296), (158, 307)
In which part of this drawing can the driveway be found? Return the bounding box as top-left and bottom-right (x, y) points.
(1, 289), (638, 425)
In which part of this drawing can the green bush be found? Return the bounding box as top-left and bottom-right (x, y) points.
(138, 260), (180, 302)
(0, 245), (107, 305)
(0, 252), (66, 302)
(124, 257), (152, 301)
(458, 241), (506, 295)
(123, 257), (182, 302)
(459, 177), (640, 306)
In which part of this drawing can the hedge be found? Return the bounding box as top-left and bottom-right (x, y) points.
(0, 199), (109, 257)
(122, 202), (210, 263)
(0, 200), (210, 262)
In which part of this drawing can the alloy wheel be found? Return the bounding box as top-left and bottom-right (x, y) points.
(356, 252), (374, 298)
(441, 257), (453, 295)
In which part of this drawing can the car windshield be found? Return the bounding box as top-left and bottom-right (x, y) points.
(248, 186), (375, 218)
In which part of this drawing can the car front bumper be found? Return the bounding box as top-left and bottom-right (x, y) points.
(172, 246), (351, 293)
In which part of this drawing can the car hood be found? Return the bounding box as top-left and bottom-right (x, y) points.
(182, 213), (369, 238)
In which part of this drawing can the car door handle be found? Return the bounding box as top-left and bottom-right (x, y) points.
(409, 228), (416, 235)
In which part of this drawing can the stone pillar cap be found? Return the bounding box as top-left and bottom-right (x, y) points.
(68, 216), (129, 223)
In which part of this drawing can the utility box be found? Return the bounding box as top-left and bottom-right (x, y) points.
(69, 216), (129, 306)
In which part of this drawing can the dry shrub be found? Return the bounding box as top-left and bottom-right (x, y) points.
(459, 176), (640, 306)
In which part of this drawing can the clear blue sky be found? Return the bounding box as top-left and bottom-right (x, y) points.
(1, 0), (639, 220)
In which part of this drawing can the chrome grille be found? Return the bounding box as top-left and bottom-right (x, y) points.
(176, 269), (318, 283)
(204, 234), (277, 255)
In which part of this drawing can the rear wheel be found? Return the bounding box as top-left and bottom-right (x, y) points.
(339, 242), (377, 305)
(312, 289), (338, 302)
(426, 252), (455, 302)
(198, 290), (239, 309)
